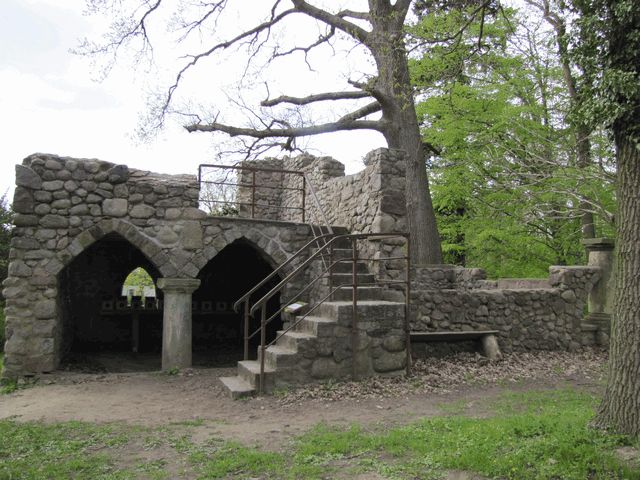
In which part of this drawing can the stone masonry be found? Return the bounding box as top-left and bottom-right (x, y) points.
(3, 148), (608, 382)
(3, 154), (317, 377)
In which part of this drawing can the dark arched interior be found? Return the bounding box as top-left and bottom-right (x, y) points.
(58, 233), (163, 372)
(193, 239), (282, 366)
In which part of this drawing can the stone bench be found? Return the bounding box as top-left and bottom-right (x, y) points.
(410, 330), (502, 360)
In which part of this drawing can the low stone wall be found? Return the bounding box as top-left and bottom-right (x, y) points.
(411, 265), (601, 352)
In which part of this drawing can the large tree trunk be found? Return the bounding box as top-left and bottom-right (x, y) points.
(368, 3), (443, 265)
(593, 132), (640, 436)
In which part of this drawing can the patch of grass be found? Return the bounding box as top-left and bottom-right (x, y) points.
(171, 417), (205, 427)
(189, 438), (284, 479)
(1, 375), (38, 395)
(0, 420), (133, 479)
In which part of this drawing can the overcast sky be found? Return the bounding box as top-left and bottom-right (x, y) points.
(0, 0), (384, 202)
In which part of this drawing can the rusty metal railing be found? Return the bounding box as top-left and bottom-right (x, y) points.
(234, 233), (411, 394)
(198, 163), (308, 222)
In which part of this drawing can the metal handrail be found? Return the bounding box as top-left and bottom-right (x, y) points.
(249, 234), (352, 316)
(233, 233), (335, 314)
(245, 232), (411, 394)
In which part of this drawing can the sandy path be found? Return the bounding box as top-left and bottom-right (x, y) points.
(0, 364), (596, 449)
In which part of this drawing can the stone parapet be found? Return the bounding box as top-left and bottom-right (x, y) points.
(411, 265), (601, 352)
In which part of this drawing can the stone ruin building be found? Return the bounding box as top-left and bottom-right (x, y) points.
(2, 149), (613, 397)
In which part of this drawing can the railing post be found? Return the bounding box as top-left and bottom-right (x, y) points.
(243, 301), (250, 361)
(351, 237), (359, 380)
(301, 175), (306, 223)
(405, 235), (412, 376)
(259, 306), (266, 394)
(251, 170), (256, 219)
(329, 243), (334, 301)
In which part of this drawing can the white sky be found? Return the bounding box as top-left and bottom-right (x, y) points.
(0, 0), (385, 202)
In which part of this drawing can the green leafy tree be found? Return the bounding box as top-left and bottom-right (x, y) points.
(410, 6), (615, 277)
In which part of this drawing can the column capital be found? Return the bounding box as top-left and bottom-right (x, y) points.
(157, 277), (200, 294)
(581, 237), (615, 253)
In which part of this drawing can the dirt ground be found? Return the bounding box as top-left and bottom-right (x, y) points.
(0, 349), (607, 449)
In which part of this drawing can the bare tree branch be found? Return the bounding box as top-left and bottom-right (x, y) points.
(185, 118), (384, 136)
(261, 90), (372, 107)
(290, 0), (371, 45)
(162, 7), (297, 119)
(394, 0), (413, 19)
(338, 101), (382, 122)
(272, 25), (336, 65)
(337, 9), (371, 21)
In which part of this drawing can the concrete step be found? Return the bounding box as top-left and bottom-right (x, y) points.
(276, 330), (317, 351)
(319, 300), (405, 325)
(219, 376), (255, 399)
(330, 285), (384, 301)
(237, 360), (276, 390)
(330, 272), (376, 285)
(258, 344), (300, 369)
(330, 248), (354, 259)
(294, 315), (337, 337)
(330, 259), (368, 274)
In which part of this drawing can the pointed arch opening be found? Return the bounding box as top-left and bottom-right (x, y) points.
(193, 238), (282, 366)
(58, 233), (163, 372)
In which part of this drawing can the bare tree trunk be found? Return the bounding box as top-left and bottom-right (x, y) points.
(576, 126), (596, 238)
(593, 133), (640, 436)
(368, 3), (443, 265)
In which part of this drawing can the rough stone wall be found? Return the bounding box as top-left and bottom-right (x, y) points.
(3, 154), (318, 377)
(411, 265), (601, 352)
(235, 149), (409, 285)
(275, 301), (407, 388)
(236, 159), (285, 221)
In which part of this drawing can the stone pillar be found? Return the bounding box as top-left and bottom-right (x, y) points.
(582, 238), (615, 344)
(157, 278), (200, 371)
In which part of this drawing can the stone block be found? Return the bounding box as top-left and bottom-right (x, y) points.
(13, 214), (39, 227)
(40, 214), (68, 228)
(102, 198), (128, 217)
(13, 187), (35, 213)
(42, 180), (64, 191)
(8, 260), (32, 277)
(181, 221), (204, 249)
(34, 299), (56, 319)
(107, 164), (129, 183)
(311, 357), (341, 379)
(15, 165), (42, 189)
(373, 350), (406, 373)
(130, 204), (155, 218)
(44, 158), (63, 170)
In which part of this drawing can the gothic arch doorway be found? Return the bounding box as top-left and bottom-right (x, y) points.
(58, 233), (163, 372)
(193, 239), (282, 366)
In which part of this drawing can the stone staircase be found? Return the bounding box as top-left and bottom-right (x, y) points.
(220, 239), (407, 399)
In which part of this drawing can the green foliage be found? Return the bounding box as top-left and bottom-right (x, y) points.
(0, 306), (5, 354)
(0, 195), (12, 306)
(409, 6), (616, 277)
(122, 267), (154, 297)
(570, 0), (640, 142)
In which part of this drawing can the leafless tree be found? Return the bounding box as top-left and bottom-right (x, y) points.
(75, 0), (476, 264)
